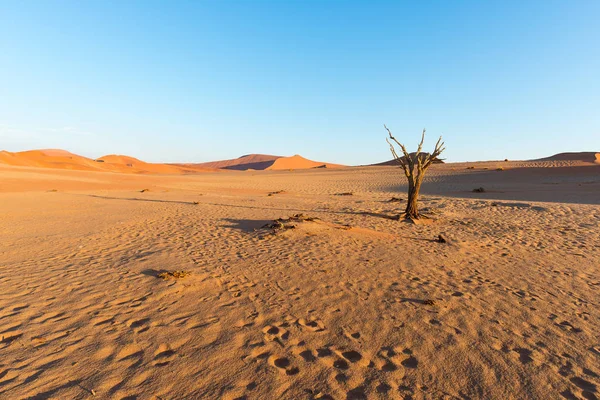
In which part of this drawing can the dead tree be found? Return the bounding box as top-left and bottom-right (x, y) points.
(385, 125), (445, 221)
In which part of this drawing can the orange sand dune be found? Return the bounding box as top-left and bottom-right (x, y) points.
(265, 154), (343, 170)
(0, 149), (213, 174)
(180, 153), (343, 171)
(181, 154), (282, 170)
(0, 149), (103, 171)
(97, 154), (202, 174)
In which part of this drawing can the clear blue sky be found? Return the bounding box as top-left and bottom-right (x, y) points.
(1, 1), (598, 164)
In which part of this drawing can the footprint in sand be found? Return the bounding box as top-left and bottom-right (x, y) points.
(376, 382), (392, 394)
(346, 386), (367, 400)
(268, 355), (299, 376)
(262, 323), (289, 342)
(557, 321), (583, 333)
(153, 344), (177, 367)
(333, 359), (349, 370)
(297, 318), (325, 332)
(340, 350), (363, 363)
(298, 349), (316, 362)
(375, 352), (397, 372)
(512, 348), (534, 364)
(128, 318), (151, 333)
(400, 349), (419, 369)
(343, 328), (361, 341)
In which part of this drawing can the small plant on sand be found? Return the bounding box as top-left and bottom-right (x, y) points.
(385, 125), (445, 221)
(158, 270), (191, 280)
(261, 214), (318, 232)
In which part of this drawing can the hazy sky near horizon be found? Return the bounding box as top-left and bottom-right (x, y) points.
(1, 1), (599, 164)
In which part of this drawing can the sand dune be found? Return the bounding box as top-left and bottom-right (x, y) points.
(181, 153), (344, 171)
(0, 149), (213, 174)
(533, 151), (600, 164)
(181, 154), (282, 170)
(371, 152), (445, 167)
(266, 154), (343, 170)
(0, 149), (102, 171)
(1, 150), (343, 173)
(96, 154), (207, 174)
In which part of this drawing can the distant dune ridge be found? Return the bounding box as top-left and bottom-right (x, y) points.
(532, 151), (600, 164)
(178, 154), (344, 171)
(372, 152), (446, 167)
(0, 149), (212, 174)
(0, 149), (344, 173)
(1, 149), (598, 174)
(179, 154), (282, 170)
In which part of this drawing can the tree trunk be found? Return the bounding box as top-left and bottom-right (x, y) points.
(404, 175), (423, 219)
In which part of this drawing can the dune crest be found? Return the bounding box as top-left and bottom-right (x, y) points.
(533, 151), (600, 163)
(181, 153), (344, 171)
(179, 154), (282, 170)
(266, 154), (343, 170)
(0, 149), (213, 174)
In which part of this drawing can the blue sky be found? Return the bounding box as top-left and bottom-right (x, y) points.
(1, 1), (598, 164)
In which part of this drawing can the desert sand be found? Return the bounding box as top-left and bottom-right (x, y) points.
(1, 158), (599, 399)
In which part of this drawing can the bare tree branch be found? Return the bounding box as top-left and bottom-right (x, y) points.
(384, 125), (446, 220)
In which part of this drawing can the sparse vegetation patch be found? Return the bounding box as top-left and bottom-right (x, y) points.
(260, 214), (319, 232)
(158, 270), (191, 280)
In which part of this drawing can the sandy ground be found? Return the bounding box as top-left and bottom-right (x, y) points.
(1, 162), (599, 399)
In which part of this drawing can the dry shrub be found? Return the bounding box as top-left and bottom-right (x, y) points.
(158, 270), (191, 280)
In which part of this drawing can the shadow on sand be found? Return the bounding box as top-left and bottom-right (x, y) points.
(221, 218), (274, 233)
(83, 194), (199, 205)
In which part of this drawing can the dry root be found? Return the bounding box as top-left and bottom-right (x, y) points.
(260, 214), (319, 232)
(158, 270), (191, 280)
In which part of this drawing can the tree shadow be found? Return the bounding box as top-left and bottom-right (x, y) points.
(204, 202), (400, 221)
(221, 218), (273, 233)
(84, 194), (198, 205)
(141, 269), (170, 278)
(399, 298), (436, 305)
(383, 165), (600, 205)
